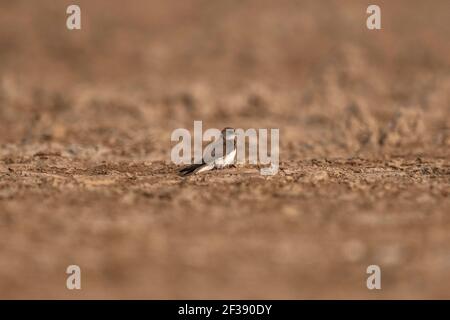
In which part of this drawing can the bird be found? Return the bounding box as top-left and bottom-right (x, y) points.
(178, 127), (237, 176)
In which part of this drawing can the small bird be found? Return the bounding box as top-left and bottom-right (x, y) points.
(178, 127), (237, 176)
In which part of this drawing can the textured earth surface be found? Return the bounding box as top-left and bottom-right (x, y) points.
(0, 0), (449, 298)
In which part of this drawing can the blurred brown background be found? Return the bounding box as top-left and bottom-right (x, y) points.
(0, 0), (449, 299)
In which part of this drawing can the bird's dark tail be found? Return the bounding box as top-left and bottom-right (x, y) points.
(178, 163), (205, 176)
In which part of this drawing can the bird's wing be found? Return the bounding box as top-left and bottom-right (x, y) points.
(204, 136), (235, 163)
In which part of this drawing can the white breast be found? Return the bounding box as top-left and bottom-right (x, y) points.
(214, 149), (236, 168)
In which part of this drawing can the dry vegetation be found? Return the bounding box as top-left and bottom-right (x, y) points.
(0, 0), (449, 298)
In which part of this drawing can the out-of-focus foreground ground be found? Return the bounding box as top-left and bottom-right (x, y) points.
(0, 0), (449, 298)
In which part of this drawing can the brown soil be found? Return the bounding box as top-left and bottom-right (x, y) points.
(0, 0), (449, 299)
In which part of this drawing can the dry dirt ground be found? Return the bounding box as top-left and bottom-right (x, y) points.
(0, 0), (449, 299)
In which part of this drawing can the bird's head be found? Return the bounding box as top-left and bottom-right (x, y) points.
(221, 127), (236, 140)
